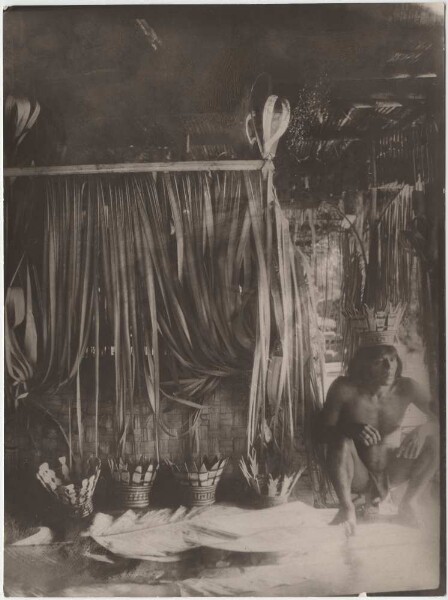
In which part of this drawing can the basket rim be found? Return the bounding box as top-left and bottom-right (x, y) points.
(188, 483), (217, 492)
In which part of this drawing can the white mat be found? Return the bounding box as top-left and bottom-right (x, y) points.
(87, 500), (440, 596)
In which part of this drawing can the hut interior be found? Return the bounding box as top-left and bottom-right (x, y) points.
(3, 3), (445, 597)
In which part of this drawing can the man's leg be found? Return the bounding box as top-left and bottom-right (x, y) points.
(389, 432), (439, 523)
(326, 436), (370, 534)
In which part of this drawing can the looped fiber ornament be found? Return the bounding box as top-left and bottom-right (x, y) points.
(245, 95), (290, 160)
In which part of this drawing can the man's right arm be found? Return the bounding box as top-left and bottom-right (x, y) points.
(316, 378), (381, 446)
(316, 378), (348, 443)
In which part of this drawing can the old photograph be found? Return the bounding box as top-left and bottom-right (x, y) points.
(3, 2), (445, 596)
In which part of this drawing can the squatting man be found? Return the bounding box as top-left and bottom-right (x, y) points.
(318, 344), (439, 534)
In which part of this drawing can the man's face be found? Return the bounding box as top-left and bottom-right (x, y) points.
(369, 350), (398, 386)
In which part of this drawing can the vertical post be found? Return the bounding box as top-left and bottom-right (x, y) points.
(370, 139), (378, 223)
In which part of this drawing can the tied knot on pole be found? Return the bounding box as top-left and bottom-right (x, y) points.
(262, 158), (275, 182)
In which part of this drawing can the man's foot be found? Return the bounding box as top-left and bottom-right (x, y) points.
(330, 505), (357, 536)
(362, 502), (381, 521)
(350, 494), (367, 518)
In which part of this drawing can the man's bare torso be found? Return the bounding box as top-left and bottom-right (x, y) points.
(336, 377), (413, 472)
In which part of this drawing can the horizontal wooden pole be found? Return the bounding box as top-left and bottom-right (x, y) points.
(4, 160), (265, 178)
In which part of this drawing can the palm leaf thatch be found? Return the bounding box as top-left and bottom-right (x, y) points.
(5, 178), (96, 459)
(341, 184), (417, 366)
(5, 167), (326, 492)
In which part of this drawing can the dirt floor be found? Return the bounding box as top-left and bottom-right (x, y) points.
(4, 469), (442, 597)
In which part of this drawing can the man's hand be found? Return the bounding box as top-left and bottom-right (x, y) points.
(397, 426), (428, 459)
(343, 423), (381, 446)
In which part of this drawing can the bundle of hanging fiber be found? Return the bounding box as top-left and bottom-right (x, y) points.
(340, 185), (417, 367)
(5, 168), (327, 501)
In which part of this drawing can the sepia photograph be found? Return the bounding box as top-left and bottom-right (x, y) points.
(3, 2), (445, 596)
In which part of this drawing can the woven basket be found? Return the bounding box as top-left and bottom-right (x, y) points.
(255, 494), (288, 509)
(168, 457), (228, 508)
(184, 484), (216, 507)
(115, 481), (154, 509)
(69, 497), (94, 518)
(37, 458), (100, 519)
(246, 474), (291, 509)
(109, 458), (159, 509)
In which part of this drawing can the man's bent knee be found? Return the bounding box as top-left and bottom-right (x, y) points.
(329, 434), (356, 450)
(326, 436), (362, 468)
(423, 430), (440, 461)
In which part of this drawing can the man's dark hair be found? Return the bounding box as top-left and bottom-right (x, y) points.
(347, 344), (403, 383)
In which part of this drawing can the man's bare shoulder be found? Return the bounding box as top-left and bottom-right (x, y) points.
(395, 376), (432, 408)
(327, 376), (358, 402)
(394, 376), (421, 395)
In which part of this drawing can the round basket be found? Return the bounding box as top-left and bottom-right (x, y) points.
(116, 481), (154, 509)
(37, 458), (101, 519)
(68, 497), (94, 518)
(185, 484), (216, 507)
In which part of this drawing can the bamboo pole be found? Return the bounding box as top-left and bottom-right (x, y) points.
(369, 184), (404, 192)
(4, 160), (265, 178)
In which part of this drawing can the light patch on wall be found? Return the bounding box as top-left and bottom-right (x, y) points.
(426, 3), (444, 17)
